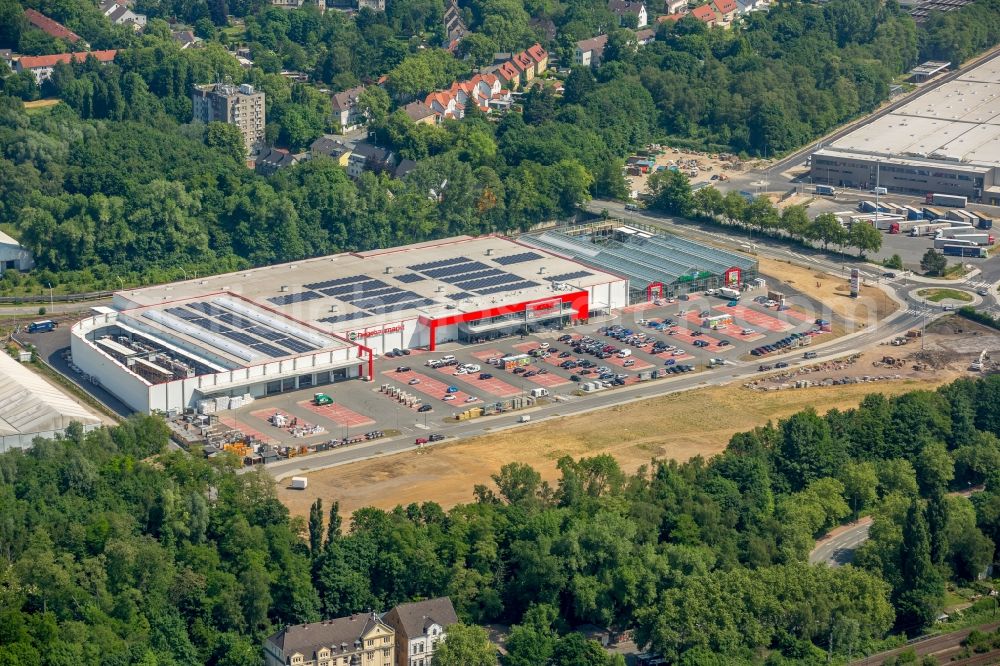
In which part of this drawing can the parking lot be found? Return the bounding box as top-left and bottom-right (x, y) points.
(223, 287), (826, 451)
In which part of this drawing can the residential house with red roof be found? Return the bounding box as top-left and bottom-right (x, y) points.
(526, 43), (548, 75)
(691, 3), (717, 25)
(16, 50), (117, 83)
(512, 50), (536, 86)
(495, 60), (521, 88)
(712, 0), (738, 22)
(23, 9), (85, 45)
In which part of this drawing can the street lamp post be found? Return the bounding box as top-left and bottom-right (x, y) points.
(46, 282), (53, 309)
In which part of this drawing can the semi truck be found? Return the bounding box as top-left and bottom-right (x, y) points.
(926, 193), (968, 207)
(887, 220), (921, 234)
(815, 185), (836, 195)
(942, 244), (988, 258)
(910, 222), (952, 236)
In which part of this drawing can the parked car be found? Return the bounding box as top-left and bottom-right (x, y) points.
(479, 373), (493, 380)
(429, 433), (445, 442)
(408, 378), (420, 385)
(418, 404), (433, 412)
(443, 395), (456, 401)
(395, 366), (410, 372)
(445, 386), (459, 393)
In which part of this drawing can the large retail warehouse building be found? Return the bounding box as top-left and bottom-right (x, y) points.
(810, 57), (1000, 204)
(71, 236), (627, 413)
(72, 231), (754, 414)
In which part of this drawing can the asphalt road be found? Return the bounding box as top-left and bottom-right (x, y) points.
(809, 519), (873, 566)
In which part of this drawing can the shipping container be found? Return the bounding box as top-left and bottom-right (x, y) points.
(926, 193), (968, 207)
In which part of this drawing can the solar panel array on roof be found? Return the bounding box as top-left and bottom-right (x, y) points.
(268, 291), (323, 306)
(369, 298), (434, 315)
(439, 268), (506, 284)
(166, 307), (201, 321)
(547, 270), (593, 282)
(423, 261), (490, 279)
(156, 300), (325, 359)
(407, 256), (470, 272)
(478, 281), (539, 295)
(318, 312), (371, 325)
(454, 273), (522, 292)
(448, 292), (473, 300)
(304, 275), (370, 290)
(187, 302), (228, 317)
(252, 342), (291, 358)
(395, 273), (426, 284)
(321, 278), (389, 298)
(493, 251), (543, 265)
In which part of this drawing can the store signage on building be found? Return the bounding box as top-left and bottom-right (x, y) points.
(526, 299), (561, 319)
(724, 267), (742, 286)
(347, 324), (404, 341)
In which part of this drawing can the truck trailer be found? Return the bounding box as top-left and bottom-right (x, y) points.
(922, 206), (946, 220)
(910, 222), (952, 236)
(942, 244), (988, 258)
(903, 205), (924, 220)
(935, 225), (977, 239)
(926, 193), (968, 207)
(948, 233), (994, 246)
(979, 216), (995, 230)
(718, 287), (740, 299)
(947, 209), (979, 225)
(815, 185), (836, 195)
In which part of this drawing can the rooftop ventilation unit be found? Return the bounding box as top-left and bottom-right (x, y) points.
(485, 248), (494, 256)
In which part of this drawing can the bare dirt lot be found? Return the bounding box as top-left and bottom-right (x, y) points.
(279, 374), (950, 519)
(758, 257), (899, 326)
(627, 146), (761, 195)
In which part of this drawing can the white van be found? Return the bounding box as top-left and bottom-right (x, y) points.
(617, 349), (632, 358)
(441, 355), (456, 362)
(518, 415), (531, 423)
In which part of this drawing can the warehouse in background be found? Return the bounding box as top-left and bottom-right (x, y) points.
(0, 231), (34, 272)
(810, 57), (1000, 204)
(0, 351), (103, 450)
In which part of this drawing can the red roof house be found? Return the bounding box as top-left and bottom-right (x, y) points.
(691, 4), (717, 24)
(23, 9), (84, 43)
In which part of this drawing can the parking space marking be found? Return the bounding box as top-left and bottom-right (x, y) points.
(713, 305), (795, 333)
(431, 365), (520, 397)
(525, 371), (571, 388)
(779, 308), (815, 323)
(217, 415), (278, 444)
(297, 400), (375, 428)
(602, 353), (654, 370)
(382, 369), (481, 405)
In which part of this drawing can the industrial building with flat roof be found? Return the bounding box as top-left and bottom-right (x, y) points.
(71, 231), (754, 414)
(810, 56), (1000, 204)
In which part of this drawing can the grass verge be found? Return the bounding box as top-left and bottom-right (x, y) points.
(918, 288), (973, 303)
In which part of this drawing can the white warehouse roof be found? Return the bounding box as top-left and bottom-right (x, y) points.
(0, 352), (103, 436)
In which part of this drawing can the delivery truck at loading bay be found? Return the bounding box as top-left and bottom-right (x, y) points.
(926, 193), (968, 208)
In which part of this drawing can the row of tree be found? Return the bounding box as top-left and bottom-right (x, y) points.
(3, 369), (1000, 663)
(647, 170), (884, 258)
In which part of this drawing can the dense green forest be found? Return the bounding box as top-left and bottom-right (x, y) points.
(3, 376), (1000, 664)
(0, 0), (997, 297)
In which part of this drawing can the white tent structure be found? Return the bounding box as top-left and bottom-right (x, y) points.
(0, 351), (102, 449)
